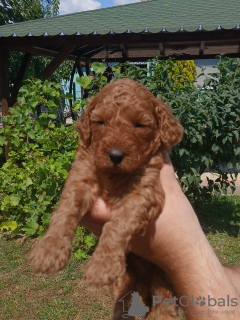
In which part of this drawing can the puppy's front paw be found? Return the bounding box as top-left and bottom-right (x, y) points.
(85, 253), (125, 287)
(28, 236), (72, 274)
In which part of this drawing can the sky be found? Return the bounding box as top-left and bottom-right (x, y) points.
(59, 0), (141, 15)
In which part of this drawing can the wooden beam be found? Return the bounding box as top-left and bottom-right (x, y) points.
(199, 41), (206, 55)
(15, 46), (78, 61)
(2, 29), (240, 50)
(88, 52), (240, 62)
(77, 45), (106, 57)
(10, 53), (32, 106)
(43, 44), (76, 80)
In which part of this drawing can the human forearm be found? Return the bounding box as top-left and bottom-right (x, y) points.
(167, 235), (240, 319)
(130, 190), (240, 319)
(224, 265), (240, 293)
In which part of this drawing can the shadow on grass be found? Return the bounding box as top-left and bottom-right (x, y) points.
(193, 195), (240, 237)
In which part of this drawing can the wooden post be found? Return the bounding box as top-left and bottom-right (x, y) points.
(69, 56), (84, 119)
(85, 62), (90, 75)
(0, 48), (10, 160)
(10, 53), (32, 106)
(76, 59), (83, 77)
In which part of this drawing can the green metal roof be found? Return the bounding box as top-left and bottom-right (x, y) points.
(0, 0), (240, 37)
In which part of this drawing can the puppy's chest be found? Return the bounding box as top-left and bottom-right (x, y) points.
(97, 174), (135, 204)
(96, 167), (160, 206)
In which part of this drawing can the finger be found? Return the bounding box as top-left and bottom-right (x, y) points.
(90, 198), (112, 223)
(80, 216), (103, 237)
(160, 153), (181, 191)
(162, 150), (172, 165)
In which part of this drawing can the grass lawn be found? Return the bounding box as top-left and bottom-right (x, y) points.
(0, 195), (239, 320)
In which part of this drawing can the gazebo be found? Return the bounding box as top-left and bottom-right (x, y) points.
(0, 0), (240, 117)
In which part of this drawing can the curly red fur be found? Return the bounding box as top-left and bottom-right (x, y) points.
(29, 78), (183, 319)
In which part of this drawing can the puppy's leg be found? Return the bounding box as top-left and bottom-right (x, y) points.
(29, 156), (98, 274)
(139, 267), (178, 319)
(146, 286), (178, 320)
(111, 273), (136, 320)
(126, 254), (178, 319)
(85, 170), (164, 286)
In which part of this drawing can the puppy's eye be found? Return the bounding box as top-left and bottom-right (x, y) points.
(97, 121), (104, 125)
(134, 123), (145, 128)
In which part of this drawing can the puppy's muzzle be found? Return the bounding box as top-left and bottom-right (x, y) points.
(108, 149), (125, 165)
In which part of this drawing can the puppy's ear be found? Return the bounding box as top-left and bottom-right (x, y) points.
(156, 99), (183, 150)
(76, 98), (94, 147)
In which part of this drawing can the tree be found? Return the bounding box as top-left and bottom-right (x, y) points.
(0, 0), (73, 101)
(0, 0), (59, 25)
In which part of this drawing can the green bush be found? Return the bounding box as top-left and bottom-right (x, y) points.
(0, 79), (78, 235)
(152, 58), (197, 88)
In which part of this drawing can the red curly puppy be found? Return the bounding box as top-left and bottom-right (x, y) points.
(29, 78), (183, 319)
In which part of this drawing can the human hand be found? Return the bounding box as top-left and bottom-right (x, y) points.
(80, 152), (203, 272)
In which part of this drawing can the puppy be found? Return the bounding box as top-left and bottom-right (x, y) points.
(29, 78), (183, 319)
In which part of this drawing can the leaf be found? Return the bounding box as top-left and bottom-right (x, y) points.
(47, 100), (57, 108)
(75, 227), (83, 236)
(26, 177), (33, 187)
(84, 235), (95, 248)
(27, 130), (35, 140)
(25, 117), (32, 129)
(9, 195), (20, 206)
(22, 222), (39, 235)
(76, 76), (92, 89)
(60, 93), (73, 99)
(227, 162), (233, 170)
(17, 96), (26, 106)
(112, 65), (121, 74)
(11, 136), (20, 147)
(233, 130), (239, 140)
(211, 144), (220, 153)
(39, 113), (49, 118)
(38, 192), (46, 203)
(48, 113), (57, 119)
(29, 96), (40, 108)
(0, 136), (7, 146)
(91, 62), (106, 74)
(22, 105), (33, 116)
(0, 221), (18, 232)
(196, 134), (203, 144)
(41, 214), (50, 225)
(74, 249), (86, 260)
(179, 149), (185, 157)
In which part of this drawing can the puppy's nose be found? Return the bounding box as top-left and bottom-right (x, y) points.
(108, 149), (125, 165)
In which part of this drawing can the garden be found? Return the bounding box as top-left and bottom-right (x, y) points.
(0, 56), (240, 319)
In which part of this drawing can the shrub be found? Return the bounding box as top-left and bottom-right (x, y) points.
(0, 79), (78, 235)
(152, 58), (197, 88)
